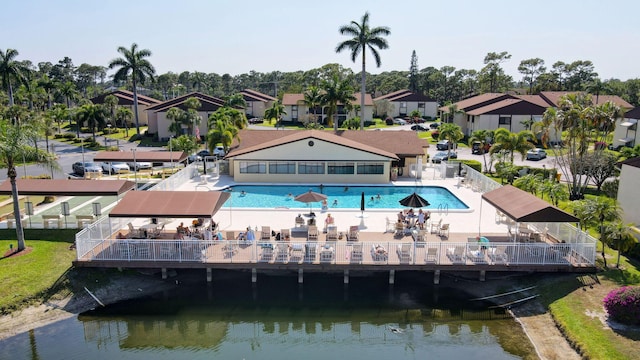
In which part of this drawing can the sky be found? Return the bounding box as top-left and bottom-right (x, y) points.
(2, 0), (639, 81)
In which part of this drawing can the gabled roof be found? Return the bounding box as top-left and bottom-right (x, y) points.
(109, 191), (230, 218)
(482, 185), (579, 223)
(539, 91), (633, 109)
(624, 106), (640, 119)
(91, 90), (162, 107)
(466, 98), (548, 116)
(145, 92), (226, 112)
(374, 89), (436, 102)
(225, 129), (427, 159)
(241, 89), (276, 102)
(438, 93), (514, 112)
(93, 151), (188, 163)
(619, 157), (640, 169)
(226, 130), (399, 159)
(514, 95), (552, 108)
(0, 179), (135, 196)
(281, 93), (373, 106)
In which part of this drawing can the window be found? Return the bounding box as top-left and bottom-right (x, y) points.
(418, 102), (425, 109)
(400, 102), (407, 109)
(239, 161), (266, 174)
(499, 116), (511, 125)
(357, 163), (384, 174)
(298, 162), (325, 174)
(291, 105), (298, 121)
(327, 162), (354, 174)
(269, 162), (295, 174)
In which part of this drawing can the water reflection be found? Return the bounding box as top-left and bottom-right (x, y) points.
(0, 272), (537, 359)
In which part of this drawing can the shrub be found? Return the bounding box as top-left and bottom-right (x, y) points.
(431, 131), (439, 140)
(602, 179), (619, 198)
(603, 286), (640, 325)
(460, 159), (481, 172)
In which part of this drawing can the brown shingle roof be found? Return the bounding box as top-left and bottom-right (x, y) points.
(93, 151), (188, 163)
(374, 89), (436, 102)
(482, 185), (579, 223)
(514, 95), (552, 108)
(539, 91), (633, 109)
(91, 90), (162, 107)
(241, 89), (276, 102)
(225, 129), (427, 159)
(438, 93), (513, 112)
(466, 99), (547, 116)
(146, 92), (225, 112)
(373, 89), (411, 101)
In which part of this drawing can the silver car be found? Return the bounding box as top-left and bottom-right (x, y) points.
(101, 162), (130, 174)
(526, 148), (547, 160)
(128, 161), (153, 170)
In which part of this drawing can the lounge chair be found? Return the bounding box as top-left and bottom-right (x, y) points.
(276, 243), (290, 262)
(295, 215), (305, 227)
(305, 243), (317, 262)
(326, 226), (338, 241)
(260, 243), (274, 262)
(320, 244), (334, 263)
(280, 229), (291, 241)
(371, 244), (388, 262)
(307, 225), (319, 241)
(385, 217), (396, 233)
(447, 246), (465, 264)
(127, 222), (143, 239)
(430, 218), (442, 234)
(413, 229), (427, 246)
(488, 247), (509, 264)
(438, 223), (450, 238)
(467, 244), (485, 263)
(397, 243), (412, 263)
(394, 221), (405, 237)
(347, 225), (359, 242)
(425, 247), (438, 264)
(351, 243), (363, 263)
(261, 226), (271, 241)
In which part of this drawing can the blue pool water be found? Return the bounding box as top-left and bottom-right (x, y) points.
(223, 185), (468, 210)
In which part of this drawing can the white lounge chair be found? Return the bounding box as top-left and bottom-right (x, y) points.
(308, 225), (319, 241)
(397, 243), (412, 263)
(425, 247), (438, 264)
(430, 218), (442, 234)
(276, 243), (290, 263)
(438, 223), (450, 238)
(280, 228), (291, 241)
(351, 243), (363, 263)
(347, 225), (359, 242)
(261, 226), (271, 241)
(326, 226), (338, 241)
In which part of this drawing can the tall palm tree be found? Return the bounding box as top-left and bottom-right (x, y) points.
(37, 74), (58, 110)
(489, 128), (536, 163)
(108, 43), (156, 136)
(321, 74), (355, 131)
(0, 48), (30, 106)
(207, 118), (238, 154)
(0, 118), (57, 251)
(468, 129), (493, 172)
(183, 97), (202, 136)
(336, 12), (390, 130)
(103, 94), (119, 127)
(304, 86), (322, 125)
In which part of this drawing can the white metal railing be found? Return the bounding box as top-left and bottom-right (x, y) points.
(76, 239), (595, 267)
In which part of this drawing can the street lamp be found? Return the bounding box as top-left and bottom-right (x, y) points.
(132, 148), (138, 188)
(169, 136), (174, 169)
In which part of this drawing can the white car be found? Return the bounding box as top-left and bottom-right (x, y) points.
(128, 161), (153, 170)
(393, 118), (407, 125)
(526, 148), (547, 160)
(213, 146), (226, 157)
(101, 162), (130, 174)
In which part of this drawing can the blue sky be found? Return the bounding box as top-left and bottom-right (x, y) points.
(3, 0), (638, 81)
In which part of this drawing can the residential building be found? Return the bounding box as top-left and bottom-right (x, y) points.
(373, 89), (439, 119)
(281, 93), (374, 126)
(90, 89), (162, 127)
(611, 107), (639, 149)
(240, 89), (276, 119)
(145, 92), (226, 141)
(224, 129), (428, 183)
(617, 157), (640, 232)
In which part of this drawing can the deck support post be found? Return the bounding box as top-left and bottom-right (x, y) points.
(298, 268), (304, 284)
(479, 270), (486, 282)
(434, 270), (440, 284)
(161, 268), (167, 280)
(389, 269), (395, 285)
(344, 269), (349, 284)
(252, 268), (257, 283)
(206, 268), (212, 282)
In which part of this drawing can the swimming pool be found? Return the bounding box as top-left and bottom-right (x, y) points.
(222, 185), (468, 210)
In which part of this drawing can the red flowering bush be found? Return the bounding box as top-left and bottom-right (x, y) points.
(603, 286), (640, 325)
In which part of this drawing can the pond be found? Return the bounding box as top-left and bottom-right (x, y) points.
(0, 272), (536, 359)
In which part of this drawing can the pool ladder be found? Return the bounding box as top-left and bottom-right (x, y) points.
(437, 203), (449, 216)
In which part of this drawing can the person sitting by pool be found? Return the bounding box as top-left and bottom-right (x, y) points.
(324, 213), (334, 231)
(397, 211), (407, 224)
(116, 231), (126, 239)
(321, 199), (328, 210)
(236, 231), (247, 241)
(246, 227), (256, 241)
(374, 244), (388, 256)
(176, 222), (191, 239)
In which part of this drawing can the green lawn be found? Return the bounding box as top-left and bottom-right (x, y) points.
(0, 239), (76, 314)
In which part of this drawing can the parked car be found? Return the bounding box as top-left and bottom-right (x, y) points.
(72, 162), (102, 176)
(429, 122), (441, 129)
(436, 140), (452, 150)
(248, 117), (263, 124)
(127, 161), (153, 170)
(393, 118), (407, 125)
(526, 148), (547, 160)
(471, 141), (491, 155)
(187, 154), (202, 163)
(213, 146), (226, 157)
(431, 151), (457, 163)
(101, 162), (130, 174)
(410, 124), (428, 131)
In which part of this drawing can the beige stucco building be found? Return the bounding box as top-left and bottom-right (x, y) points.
(241, 89), (276, 119)
(374, 89), (439, 119)
(617, 157), (640, 228)
(281, 93), (374, 126)
(224, 130), (428, 184)
(91, 89), (161, 127)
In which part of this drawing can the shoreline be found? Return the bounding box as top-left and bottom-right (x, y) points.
(0, 270), (580, 359)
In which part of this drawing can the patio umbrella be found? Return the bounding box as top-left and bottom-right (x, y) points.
(360, 192), (365, 212)
(399, 192), (431, 208)
(294, 190), (327, 216)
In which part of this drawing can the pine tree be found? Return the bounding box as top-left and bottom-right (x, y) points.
(408, 50), (419, 93)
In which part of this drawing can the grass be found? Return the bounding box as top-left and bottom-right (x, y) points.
(0, 195), (46, 218)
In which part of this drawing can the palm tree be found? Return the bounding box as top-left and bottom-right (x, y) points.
(321, 74), (355, 131)
(75, 103), (107, 142)
(48, 104), (69, 134)
(0, 118), (57, 251)
(264, 100), (286, 125)
(103, 94), (119, 127)
(438, 123), (464, 158)
(489, 128), (536, 163)
(183, 97), (202, 136)
(225, 93), (247, 109)
(57, 81), (80, 135)
(602, 221), (636, 268)
(207, 118), (238, 154)
(115, 107), (133, 137)
(0, 48), (30, 106)
(468, 129), (493, 172)
(37, 74), (58, 109)
(304, 86), (322, 126)
(167, 107), (185, 137)
(108, 43), (156, 136)
(336, 12), (390, 130)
